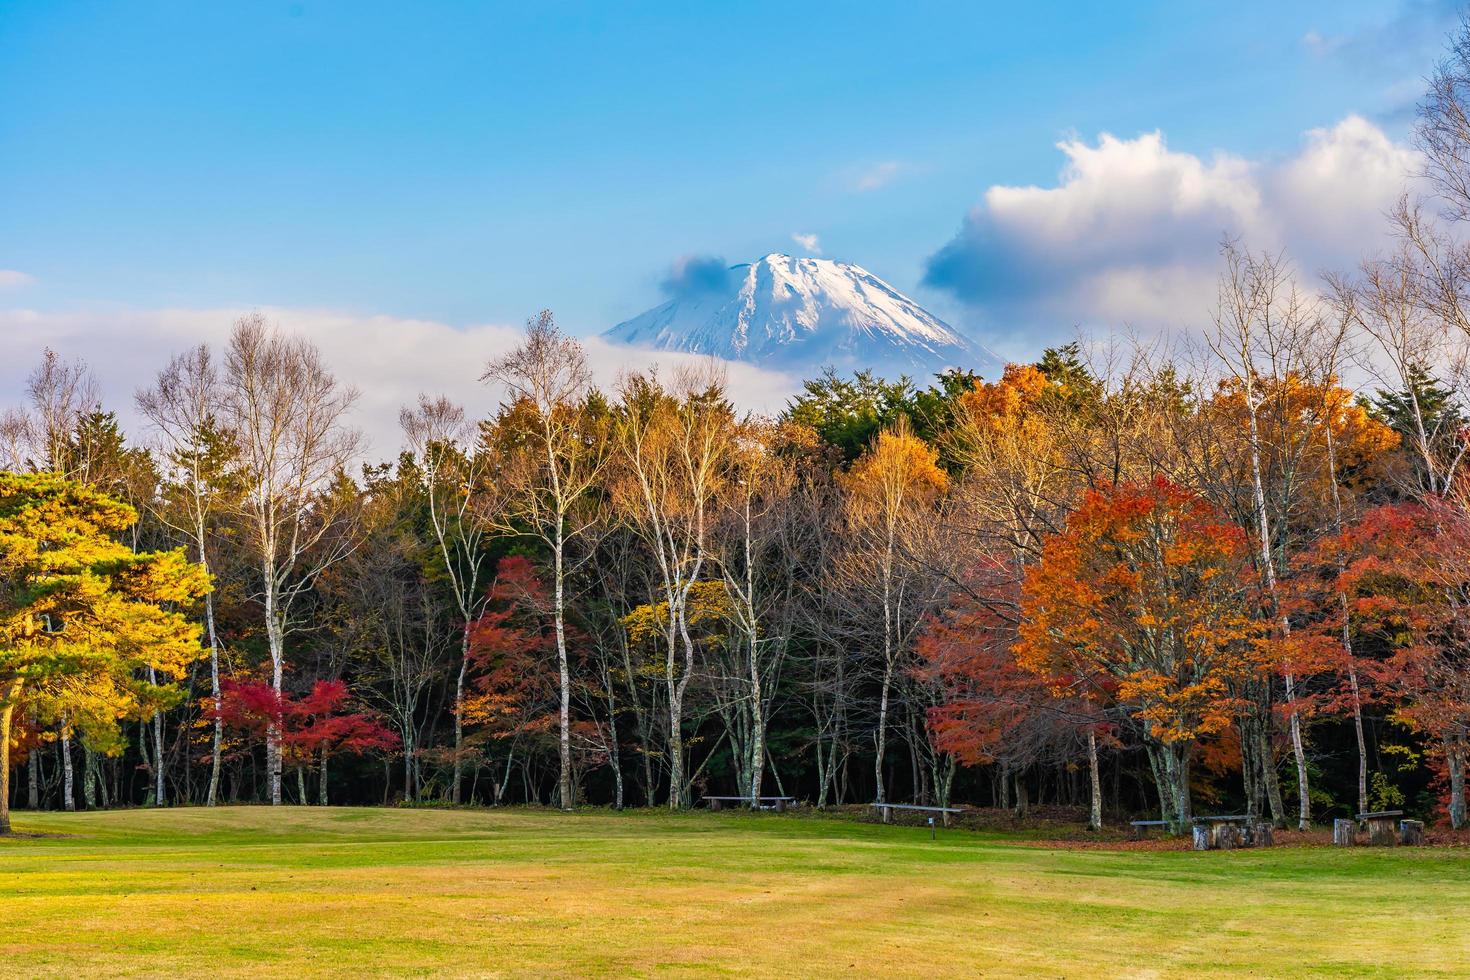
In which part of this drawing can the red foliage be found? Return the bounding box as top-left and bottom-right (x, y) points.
(917, 555), (1106, 768)
(218, 678), (398, 764)
(1330, 502), (1470, 781)
(1285, 498), (1470, 823)
(462, 557), (560, 740)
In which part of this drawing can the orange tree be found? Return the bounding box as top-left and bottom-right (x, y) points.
(1016, 476), (1267, 830)
(0, 473), (209, 833)
(835, 417), (950, 806)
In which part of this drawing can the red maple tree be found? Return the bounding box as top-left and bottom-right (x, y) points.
(218, 678), (398, 803)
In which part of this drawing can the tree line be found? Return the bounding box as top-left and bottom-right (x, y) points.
(6, 23), (1470, 835)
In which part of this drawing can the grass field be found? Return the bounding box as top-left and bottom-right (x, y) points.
(3, 806), (1468, 977)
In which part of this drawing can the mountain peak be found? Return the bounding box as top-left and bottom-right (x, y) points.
(604, 254), (999, 377)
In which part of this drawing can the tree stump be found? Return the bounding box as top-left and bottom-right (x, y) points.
(1399, 819), (1424, 846)
(774, 798), (787, 814)
(1213, 823), (1241, 850)
(1251, 823), (1274, 848)
(1333, 818), (1356, 847)
(1367, 817), (1397, 846)
(1192, 825), (1211, 851)
(709, 798), (723, 812)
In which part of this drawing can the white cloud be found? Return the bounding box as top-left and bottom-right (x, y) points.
(1270, 115), (1421, 253)
(586, 337), (800, 415)
(790, 232), (822, 254)
(851, 160), (906, 192)
(0, 306), (800, 460)
(924, 116), (1421, 344)
(0, 270), (36, 290)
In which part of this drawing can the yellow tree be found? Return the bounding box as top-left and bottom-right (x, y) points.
(947, 363), (1074, 557)
(611, 368), (735, 808)
(836, 417), (948, 807)
(0, 473), (209, 834)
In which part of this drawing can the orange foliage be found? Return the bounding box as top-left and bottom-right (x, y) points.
(917, 558), (1105, 768)
(1017, 476), (1269, 745)
(1211, 372), (1398, 492)
(954, 363), (1049, 435)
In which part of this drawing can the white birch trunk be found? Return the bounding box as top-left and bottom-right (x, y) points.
(1325, 422), (1369, 817)
(61, 727), (75, 812)
(199, 518), (224, 808)
(554, 520), (574, 810)
(1244, 380), (1311, 830)
(1087, 731), (1103, 831)
(153, 706), (166, 806)
(452, 637), (468, 805)
(873, 535), (895, 806)
(264, 573), (285, 806)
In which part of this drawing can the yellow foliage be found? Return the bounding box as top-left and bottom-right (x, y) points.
(838, 417), (948, 515)
(621, 580), (734, 646)
(1, 473), (211, 811)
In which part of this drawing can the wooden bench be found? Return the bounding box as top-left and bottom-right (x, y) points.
(1356, 810), (1404, 847)
(1129, 820), (1169, 839)
(704, 795), (796, 813)
(870, 802), (967, 829)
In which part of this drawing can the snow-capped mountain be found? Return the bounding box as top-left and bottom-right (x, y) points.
(604, 253), (999, 378)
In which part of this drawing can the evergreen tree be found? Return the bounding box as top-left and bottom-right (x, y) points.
(0, 473), (210, 833)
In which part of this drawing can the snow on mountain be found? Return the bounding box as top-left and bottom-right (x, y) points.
(604, 253), (1001, 378)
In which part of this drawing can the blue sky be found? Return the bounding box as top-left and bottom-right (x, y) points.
(0, 2), (1459, 448)
(1, 1), (1454, 331)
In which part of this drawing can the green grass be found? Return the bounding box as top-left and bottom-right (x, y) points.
(3, 806), (1467, 977)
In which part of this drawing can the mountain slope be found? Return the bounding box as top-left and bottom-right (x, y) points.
(604, 254), (999, 377)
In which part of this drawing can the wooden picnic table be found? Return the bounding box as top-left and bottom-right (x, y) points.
(1192, 814), (1271, 850)
(704, 795), (796, 813)
(1356, 810), (1404, 846)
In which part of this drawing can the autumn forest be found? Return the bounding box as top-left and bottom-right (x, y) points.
(9, 29), (1470, 858)
(2, 216), (1468, 843)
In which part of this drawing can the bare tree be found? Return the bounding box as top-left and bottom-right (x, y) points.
(1340, 213), (1470, 495)
(400, 395), (497, 803)
(2, 350), (101, 475)
(713, 421), (799, 805)
(584, 517), (663, 806)
(833, 416), (949, 810)
(1209, 242), (1333, 830)
(136, 345), (235, 805)
(220, 314), (361, 805)
(481, 311), (608, 809)
(331, 495), (452, 803)
(612, 365), (734, 808)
